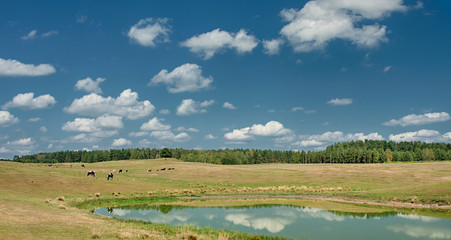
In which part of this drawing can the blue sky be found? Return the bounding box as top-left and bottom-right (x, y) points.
(1, 0), (450, 158)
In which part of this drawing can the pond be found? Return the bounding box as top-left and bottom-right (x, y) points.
(95, 204), (451, 240)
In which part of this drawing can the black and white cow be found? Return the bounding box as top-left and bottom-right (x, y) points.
(81, 164), (85, 168)
(107, 172), (113, 181)
(86, 170), (96, 178)
(119, 169), (122, 173)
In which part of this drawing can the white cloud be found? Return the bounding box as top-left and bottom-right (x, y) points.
(263, 39), (284, 55)
(224, 127), (252, 141)
(327, 98), (353, 106)
(75, 77), (105, 94)
(176, 99), (214, 116)
(176, 126), (199, 132)
(383, 112), (450, 127)
(28, 117), (41, 122)
(0, 58), (56, 77)
(150, 63), (213, 93)
(3, 92), (56, 110)
(112, 138), (132, 147)
(251, 121), (292, 136)
(62, 115), (123, 133)
(223, 102), (237, 110)
(62, 115), (122, 142)
(293, 131), (384, 148)
(291, 107), (304, 112)
(6, 137), (34, 146)
(64, 89), (154, 120)
(149, 130), (190, 142)
(40, 126), (47, 132)
(21, 30), (37, 40)
(204, 134), (217, 140)
(181, 28), (258, 59)
(280, 0), (406, 52)
(0, 111), (19, 126)
(3, 137), (36, 155)
(225, 121), (292, 141)
(388, 129), (449, 143)
(298, 139), (324, 147)
(128, 18), (170, 47)
(129, 131), (148, 137)
(140, 117), (171, 131)
(41, 30), (58, 38)
(383, 65), (393, 73)
(159, 109), (170, 115)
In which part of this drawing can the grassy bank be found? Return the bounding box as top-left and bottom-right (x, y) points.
(1, 159), (450, 239)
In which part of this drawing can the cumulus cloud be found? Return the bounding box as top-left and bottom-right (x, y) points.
(3, 92), (56, 110)
(138, 117), (191, 142)
(388, 129), (450, 143)
(204, 134), (217, 140)
(383, 112), (450, 127)
(280, 0), (406, 52)
(150, 63), (213, 93)
(0, 111), (19, 126)
(149, 130), (190, 142)
(0, 58), (56, 77)
(62, 115), (123, 133)
(75, 77), (105, 94)
(112, 138), (132, 147)
(181, 28), (258, 59)
(293, 131), (384, 148)
(61, 115), (123, 143)
(21, 30), (37, 40)
(3, 137), (36, 155)
(176, 99), (214, 116)
(159, 109), (170, 115)
(225, 121), (292, 142)
(327, 98), (353, 106)
(176, 127), (199, 132)
(128, 18), (170, 47)
(64, 89), (154, 120)
(223, 102), (237, 110)
(140, 117), (171, 131)
(263, 39), (284, 55)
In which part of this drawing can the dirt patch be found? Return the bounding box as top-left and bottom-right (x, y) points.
(179, 194), (451, 209)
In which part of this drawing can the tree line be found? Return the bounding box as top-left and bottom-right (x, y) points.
(13, 140), (451, 164)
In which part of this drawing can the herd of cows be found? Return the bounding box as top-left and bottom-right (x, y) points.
(80, 164), (175, 181)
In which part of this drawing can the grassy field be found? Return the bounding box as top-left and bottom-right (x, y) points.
(1, 158), (450, 239)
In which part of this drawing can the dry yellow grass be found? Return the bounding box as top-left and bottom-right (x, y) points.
(0, 159), (450, 239)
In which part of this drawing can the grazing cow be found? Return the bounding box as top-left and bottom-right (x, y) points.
(107, 172), (113, 181)
(48, 164), (52, 167)
(86, 170), (96, 178)
(119, 169), (122, 173)
(125, 169), (128, 173)
(168, 168), (175, 170)
(70, 165), (72, 168)
(81, 164), (85, 168)
(160, 168), (166, 171)
(147, 169), (152, 172)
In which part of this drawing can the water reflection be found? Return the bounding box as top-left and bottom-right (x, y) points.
(96, 204), (451, 240)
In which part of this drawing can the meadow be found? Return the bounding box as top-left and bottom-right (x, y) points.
(1, 158), (450, 239)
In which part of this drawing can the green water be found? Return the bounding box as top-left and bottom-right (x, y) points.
(95, 204), (451, 240)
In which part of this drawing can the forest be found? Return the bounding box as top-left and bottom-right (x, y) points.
(13, 140), (451, 165)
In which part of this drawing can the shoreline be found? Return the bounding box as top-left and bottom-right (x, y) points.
(179, 194), (451, 209)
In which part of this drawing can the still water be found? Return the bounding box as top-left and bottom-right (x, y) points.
(95, 204), (451, 240)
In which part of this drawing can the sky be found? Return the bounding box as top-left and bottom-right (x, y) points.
(0, 0), (450, 159)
